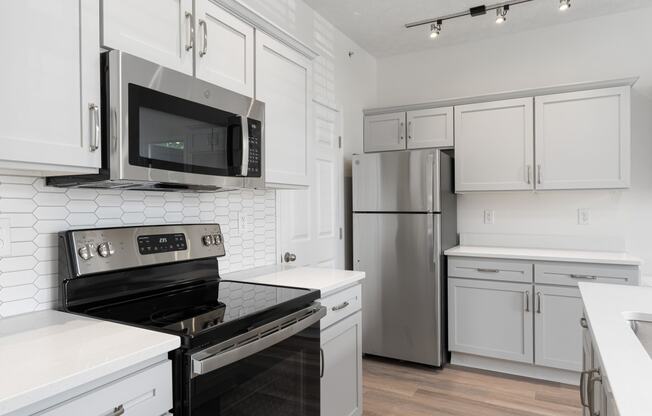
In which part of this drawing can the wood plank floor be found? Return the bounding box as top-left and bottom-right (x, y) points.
(363, 357), (583, 416)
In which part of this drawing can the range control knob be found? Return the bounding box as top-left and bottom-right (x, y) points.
(202, 235), (214, 246)
(97, 242), (115, 258)
(213, 234), (222, 245)
(78, 243), (96, 261)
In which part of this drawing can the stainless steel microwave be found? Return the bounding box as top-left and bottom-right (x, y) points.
(48, 50), (264, 191)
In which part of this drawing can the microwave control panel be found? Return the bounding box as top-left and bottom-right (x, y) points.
(247, 118), (262, 177)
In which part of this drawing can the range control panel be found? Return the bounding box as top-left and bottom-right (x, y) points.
(68, 224), (226, 277)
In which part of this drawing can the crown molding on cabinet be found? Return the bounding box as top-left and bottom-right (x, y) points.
(210, 0), (319, 60)
(364, 76), (638, 116)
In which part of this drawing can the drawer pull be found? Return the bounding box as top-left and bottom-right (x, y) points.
(525, 291), (530, 312)
(536, 292), (542, 314)
(570, 274), (597, 280)
(580, 317), (588, 328)
(113, 405), (125, 416)
(477, 268), (500, 273)
(332, 301), (350, 312)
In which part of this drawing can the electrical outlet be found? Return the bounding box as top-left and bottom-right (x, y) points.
(578, 208), (591, 225)
(238, 212), (253, 235)
(0, 218), (11, 257)
(483, 209), (495, 225)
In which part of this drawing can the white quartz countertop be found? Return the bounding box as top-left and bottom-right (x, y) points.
(0, 310), (180, 415)
(223, 265), (365, 297)
(444, 245), (642, 266)
(579, 283), (652, 416)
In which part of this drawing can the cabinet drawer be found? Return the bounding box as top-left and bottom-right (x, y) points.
(38, 360), (172, 416)
(320, 284), (362, 330)
(534, 262), (638, 287)
(448, 257), (533, 283)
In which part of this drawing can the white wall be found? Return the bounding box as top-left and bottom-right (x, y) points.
(240, 0), (378, 174)
(376, 7), (652, 274)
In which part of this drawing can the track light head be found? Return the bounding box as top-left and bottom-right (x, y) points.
(430, 20), (442, 38)
(496, 5), (509, 24)
(559, 0), (571, 11)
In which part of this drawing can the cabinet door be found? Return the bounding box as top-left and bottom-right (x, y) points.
(363, 112), (406, 152)
(534, 86), (631, 190)
(534, 285), (583, 371)
(448, 278), (533, 363)
(407, 107), (453, 149)
(102, 0), (193, 75)
(0, 0), (101, 173)
(256, 31), (313, 187)
(454, 98), (534, 191)
(321, 311), (362, 416)
(195, 1), (254, 97)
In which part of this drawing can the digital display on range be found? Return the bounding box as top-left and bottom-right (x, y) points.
(137, 233), (187, 255)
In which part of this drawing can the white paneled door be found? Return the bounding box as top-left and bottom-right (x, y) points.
(278, 102), (343, 268)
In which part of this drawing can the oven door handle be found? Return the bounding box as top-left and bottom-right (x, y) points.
(239, 115), (249, 176)
(191, 303), (326, 378)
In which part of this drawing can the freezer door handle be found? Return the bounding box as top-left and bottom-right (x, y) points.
(426, 151), (440, 212)
(431, 214), (440, 265)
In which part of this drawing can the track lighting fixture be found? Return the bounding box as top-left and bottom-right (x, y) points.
(495, 5), (509, 24)
(559, 0), (571, 11)
(430, 20), (442, 38)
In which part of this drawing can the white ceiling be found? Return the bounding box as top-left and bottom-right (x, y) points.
(303, 0), (652, 57)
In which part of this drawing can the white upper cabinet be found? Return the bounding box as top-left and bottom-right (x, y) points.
(534, 86), (631, 190)
(0, 0), (101, 174)
(102, 0), (194, 75)
(363, 112), (406, 152)
(256, 31), (313, 187)
(407, 107), (454, 149)
(194, 1), (254, 97)
(455, 98), (534, 192)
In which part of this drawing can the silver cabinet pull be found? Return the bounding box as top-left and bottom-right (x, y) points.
(537, 164), (542, 185)
(320, 347), (325, 378)
(526, 165), (532, 185)
(536, 292), (542, 314)
(399, 121), (405, 142)
(331, 301), (350, 312)
(477, 268), (499, 273)
(89, 103), (100, 152)
(525, 291), (530, 312)
(580, 317), (588, 328)
(185, 11), (195, 51)
(580, 369), (598, 409)
(113, 405), (125, 416)
(570, 274), (597, 280)
(408, 121), (413, 139)
(199, 19), (208, 57)
(588, 370), (602, 416)
(283, 252), (296, 263)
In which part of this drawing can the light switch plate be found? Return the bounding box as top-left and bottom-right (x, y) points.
(483, 209), (495, 225)
(0, 217), (11, 257)
(578, 208), (591, 225)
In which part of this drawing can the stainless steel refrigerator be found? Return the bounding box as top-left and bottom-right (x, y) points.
(352, 149), (457, 367)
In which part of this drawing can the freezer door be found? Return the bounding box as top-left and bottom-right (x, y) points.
(352, 150), (440, 213)
(353, 212), (442, 366)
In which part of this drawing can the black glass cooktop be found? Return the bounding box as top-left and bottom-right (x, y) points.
(79, 279), (318, 347)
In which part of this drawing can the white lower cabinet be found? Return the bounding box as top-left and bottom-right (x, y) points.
(448, 278), (533, 363)
(37, 360), (172, 416)
(534, 285), (583, 371)
(319, 284), (363, 416)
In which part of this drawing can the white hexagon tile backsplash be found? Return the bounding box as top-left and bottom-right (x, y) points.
(0, 175), (277, 318)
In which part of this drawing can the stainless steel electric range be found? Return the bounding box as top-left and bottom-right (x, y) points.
(57, 223), (325, 416)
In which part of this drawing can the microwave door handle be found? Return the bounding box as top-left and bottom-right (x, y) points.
(240, 116), (249, 176)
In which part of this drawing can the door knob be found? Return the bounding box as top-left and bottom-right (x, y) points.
(284, 252), (297, 263)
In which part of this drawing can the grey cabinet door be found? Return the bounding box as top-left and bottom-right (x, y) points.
(534, 285), (583, 371)
(320, 311), (362, 416)
(363, 112), (406, 152)
(448, 278), (534, 363)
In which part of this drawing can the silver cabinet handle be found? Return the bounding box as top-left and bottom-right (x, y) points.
(408, 121), (413, 139)
(525, 291), (530, 312)
(588, 370), (602, 416)
(580, 317), (588, 328)
(399, 121), (405, 142)
(89, 103), (100, 152)
(580, 369), (598, 409)
(199, 19), (208, 57)
(477, 268), (499, 273)
(185, 11), (195, 51)
(537, 164), (542, 185)
(113, 405), (125, 416)
(571, 274), (597, 280)
(536, 292), (542, 314)
(527, 165), (532, 185)
(331, 301), (350, 312)
(284, 252), (296, 262)
(320, 347), (325, 378)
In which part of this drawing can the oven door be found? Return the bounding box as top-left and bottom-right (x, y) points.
(108, 50), (265, 189)
(187, 305), (326, 416)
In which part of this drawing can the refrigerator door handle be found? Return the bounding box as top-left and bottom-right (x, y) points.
(426, 151), (439, 212)
(432, 214), (440, 265)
